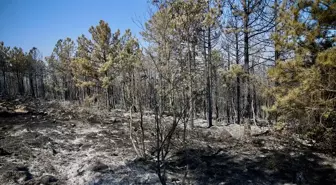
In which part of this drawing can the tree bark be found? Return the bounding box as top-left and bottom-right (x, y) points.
(41, 73), (45, 98)
(235, 32), (241, 124)
(274, 0), (280, 65)
(29, 73), (35, 98)
(207, 26), (213, 128)
(188, 40), (194, 129)
(243, 8), (251, 121)
(2, 70), (6, 94)
(226, 45), (231, 124)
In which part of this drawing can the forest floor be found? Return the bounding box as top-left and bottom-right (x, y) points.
(0, 99), (335, 185)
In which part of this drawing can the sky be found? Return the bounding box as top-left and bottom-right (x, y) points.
(0, 0), (149, 58)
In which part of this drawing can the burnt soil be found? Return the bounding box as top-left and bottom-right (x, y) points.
(0, 99), (335, 185)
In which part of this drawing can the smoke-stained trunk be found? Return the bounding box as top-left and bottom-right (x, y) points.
(2, 70), (6, 94)
(29, 72), (35, 97)
(243, 10), (251, 121)
(207, 26), (213, 128)
(235, 33), (241, 124)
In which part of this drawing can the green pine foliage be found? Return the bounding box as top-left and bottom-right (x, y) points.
(269, 0), (336, 149)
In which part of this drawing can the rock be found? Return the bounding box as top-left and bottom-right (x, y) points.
(87, 115), (100, 123)
(194, 119), (208, 128)
(2, 165), (33, 184)
(136, 173), (157, 184)
(38, 110), (48, 115)
(250, 126), (270, 136)
(223, 124), (245, 139)
(14, 105), (29, 113)
(89, 161), (108, 172)
(39, 175), (58, 185)
(222, 124), (270, 139)
(0, 147), (11, 156)
(293, 135), (314, 147)
(111, 117), (122, 123)
(52, 148), (58, 155)
(16, 166), (29, 172)
(204, 126), (232, 141)
(171, 177), (180, 182)
(111, 153), (118, 156)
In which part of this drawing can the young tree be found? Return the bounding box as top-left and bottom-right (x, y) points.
(0, 42), (10, 95)
(27, 47), (41, 97)
(74, 20), (118, 107)
(51, 38), (76, 100)
(168, 0), (207, 128)
(9, 47), (27, 95)
(269, 0), (336, 149)
(142, 1), (193, 183)
(226, 0), (277, 122)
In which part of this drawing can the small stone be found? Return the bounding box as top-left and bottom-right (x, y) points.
(88, 115), (100, 123)
(0, 147), (11, 156)
(52, 148), (58, 155)
(171, 177), (179, 182)
(40, 175), (58, 184)
(14, 105), (28, 113)
(14, 166), (32, 183)
(16, 166), (29, 172)
(89, 161), (108, 172)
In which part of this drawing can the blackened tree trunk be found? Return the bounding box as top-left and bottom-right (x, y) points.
(29, 72), (35, 97)
(17, 71), (24, 95)
(2, 70), (6, 94)
(226, 45), (231, 124)
(243, 11), (251, 121)
(235, 33), (241, 124)
(207, 26), (213, 128)
(41, 73), (45, 98)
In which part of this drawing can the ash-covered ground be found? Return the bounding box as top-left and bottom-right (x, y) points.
(0, 99), (335, 185)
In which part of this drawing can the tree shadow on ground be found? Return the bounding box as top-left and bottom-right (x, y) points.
(90, 144), (336, 185)
(165, 146), (336, 185)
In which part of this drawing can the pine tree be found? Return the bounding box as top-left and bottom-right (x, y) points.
(74, 20), (117, 107)
(269, 0), (336, 149)
(9, 47), (27, 95)
(0, 42), (10, 95)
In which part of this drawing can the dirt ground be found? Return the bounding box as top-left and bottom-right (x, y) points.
(0, 99), (335, 185)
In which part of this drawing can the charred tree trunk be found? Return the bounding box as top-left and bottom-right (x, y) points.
(207, 27), (213, 128)
(41, 73), (45, 98)
(235, 33), (241, 124)
(188, 40), (194, 128)
(17, 71), (24, 95)
(2, 70), (6, 94)
(226, 45), (231, 124)
(243, 11), (251, 121)
(29, 72), (35, 97)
